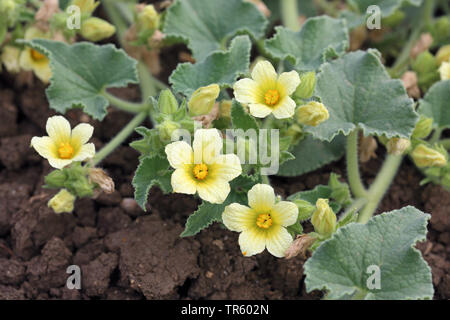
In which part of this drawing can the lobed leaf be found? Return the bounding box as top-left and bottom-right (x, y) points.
(22, 39), (138, 120)
(304, 206), (433, 300)
(418, 80), (450, 130)
(163, 0), (267, 61)
(230, 99), (259, 131)
(307, 50), (418, 141)
(169, 35), (252, 97)
(264, 16), (349, 71)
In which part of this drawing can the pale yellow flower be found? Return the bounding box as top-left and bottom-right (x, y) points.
(222, 184), (298, 258)
(165, 129), (242, 204)
(439, 60), (450, 80)
(1, 45), (21, 73)
(233, 60), (300, 119)
(31, 116), (96, 169)
(19, 26), (52, 83)
(48, 189), (76, 214)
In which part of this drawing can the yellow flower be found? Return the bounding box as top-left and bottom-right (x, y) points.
(48, 189), (76, 214)
(31, 116), (96, 169)
(436, 45), (450, 65)
(296, 101), (329, 126)
(80, 17), (116, 42)
(71, 0), (99, 14)
(233, 60), (300, 119)
(311, 198), (336, 237)
(439, 60), (450, 80)
(386, 138), (411, 155)
(411, 144), (447, 168)
(1, 45), (21, 73)
(19, 27), (52, 83)
(165, 129), (242, 204)
(222, 184), (298, 257)
(188, 84), (220, 116)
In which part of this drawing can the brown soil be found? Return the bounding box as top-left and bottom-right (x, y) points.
(0, 52), (449, 300)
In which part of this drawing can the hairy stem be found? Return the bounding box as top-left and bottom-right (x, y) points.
(346, 130), (367, 198)
(91, 111), (148, 166)
(358, 154), (403, 223)
(281, 0), (301, 31)
(101, 90), (147, 114)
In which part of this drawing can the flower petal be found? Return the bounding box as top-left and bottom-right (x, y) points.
(265, 225), (293, 258)
(209, 154), (242, 181)
(31, 136), (57, 159)
(248, 103), (273, 118)
(248, 184), (275, 212)
(165, 141), (193, 169)
(271, 201), (298, 227)
(251, 60), (277, 89)
(222, 203), (257, 232)
(72, 143), (95, 162)
(193, 129), (223, 164)
(171, 167), (197, 195)
(272, 96), (296, 119)
(277, 70), (301, 95)
(233, 78), (262, 104)
(46, 116), (71, 144)
(71, 123), (94, 148)
(33, 62), (52, 83)
(48, 157), (73, 169)
(196, 178), (230, 204)
(238, 227), (266, 257)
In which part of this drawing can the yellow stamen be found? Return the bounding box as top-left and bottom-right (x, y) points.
(193, 163), (208, 180)
(256, 213), (273, 229)
(58, 142), (74, 159)
(242, 251), (247, 256)
(264, 89), (280, 106)
(30, 49), (46, 62)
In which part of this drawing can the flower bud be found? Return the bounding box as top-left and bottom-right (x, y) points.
(386, 138), (411, 155)
(296, 101), (329, 127)
(71, 0), (99, 14)
(311, 198), (336, 237)
(294, 71), (316, 99)
(158, 89), (179, 115)
(439, 61), (450, 80)
(412, 116), (433, 139)
(158, 120), (181, 142)
(88, 168), (115, 194)
(48, 189), (76, 214)
(412, 51), (438, 75)
(44, 169), (67, 188)
(436, 45), (450, 65)
(430, 16), (450, 43)
(80, 17), (116, 42)
(188, 84), (220, 116)
(411, 144), (447, 168)
(136, 4), (160, 33)
(292, 199), (315, 221)
(1, 45), (21, 73)
(0, 0), (16, 16)
(219, 100), (232, 118)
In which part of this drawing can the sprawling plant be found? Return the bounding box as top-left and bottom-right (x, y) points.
(5, 0), (450, 299)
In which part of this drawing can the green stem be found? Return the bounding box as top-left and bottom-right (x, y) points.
(358, 154), (403, 223)
(339, 197), (368, 221)
(138, 62), (158, 101)
(101, 90), (147, 114)
(439, 138), (450, 149)
(91, 111), (147, 166)
(101, 0), (128, 43)
(346, 130), (367, 198)
(429, 128), (443, 144)
(281, 0), (301, 31)
(261, 175), (270, 185)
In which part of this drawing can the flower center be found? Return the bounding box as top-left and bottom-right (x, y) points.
(30, 49), (46, 62)
(58, 142), (74, 159)
(193, 163), (208, 180)
(264, 89), (280, 106)
(256, 213), (273, 229)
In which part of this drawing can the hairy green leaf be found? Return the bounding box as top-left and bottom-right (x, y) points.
(278, 135), (345, 176)
(22, 39), (138, 120)
(170, 35), (251, 97)
(418, 80), (450, 130)
(304, 206), (433, 300)
(133, 156), (172, 210)
(163, 0), (267, 61)
(307, 50), (418, 141)
(264, 16), (349, 71)
(231, 99), (259, 131)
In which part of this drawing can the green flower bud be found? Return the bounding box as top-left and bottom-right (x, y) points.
(411, 144), (447, 168)
(136, 4), (160, 33)
(0, 0), (16, 15)
(80, 17), (116, 42)
(311, 198), (336, 237)
(296, 101), (329, 127)
(294, 71), (316, 99)
(48, 189), (76, 214)
(436, 45), (450, 65)
(412, 51), (438, 75)
(386, 138), (411, 155)
(292, 199), (315, 221)
(71, 0), (99, 14)
(158, 120), (181, 142)
(430, 16), (450, 43)
(158, 89), (179, 115)
(412, 116), (433, 139)
(71, 176), (94, 197)
(44, 170), (67, 188)
(188, 84), (220, 116)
